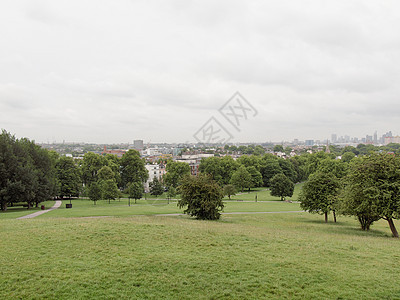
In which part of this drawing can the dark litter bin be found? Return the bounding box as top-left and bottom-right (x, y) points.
(66, 204), (72, 209)
(41, 205), (45, 210)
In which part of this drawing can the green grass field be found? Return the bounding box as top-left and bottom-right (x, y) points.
(1, 182), (400, 299)
(1, 212), (400, 299)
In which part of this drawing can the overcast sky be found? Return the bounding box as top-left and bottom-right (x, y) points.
(1, 1), (399, 144)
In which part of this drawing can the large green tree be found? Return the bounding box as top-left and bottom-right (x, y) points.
(101, 179), (119, 204)
(260, 159), (282, 187)
(81, 152), (106, 186)
(246, 166), (263, 188)
(55, 156), (81, 199)
(299, 172), (340, 223)
(230, 165), (252, 192)
(88, 181), (102, 205)
(269, 173), (294, 201)
(120, 150), (148, 189)
(178, 174), (224, 220)
(339, 153), (400, 237)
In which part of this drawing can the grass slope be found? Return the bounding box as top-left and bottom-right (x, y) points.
(1, 213), (400, 299)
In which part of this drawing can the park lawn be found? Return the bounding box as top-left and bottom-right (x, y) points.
(225, 182), (304, 202)
(1, 213), (400, 299)
(36, 198), (301, 219)
(0, 200), (55, 220)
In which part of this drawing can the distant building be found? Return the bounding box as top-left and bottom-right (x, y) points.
(305, 140), (314, 146)
(175, 154), (214, 176)
(133, 140), (144, 151)
(384, 136), (400, 145)
(102, 146), (126, 158)
(144, 164), (165, 192)
(331, 134), (337, 144)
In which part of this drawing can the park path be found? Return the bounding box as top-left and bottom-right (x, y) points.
(17, 200), (62, 220)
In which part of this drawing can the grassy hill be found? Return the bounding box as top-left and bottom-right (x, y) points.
(1, 207), (400, 299)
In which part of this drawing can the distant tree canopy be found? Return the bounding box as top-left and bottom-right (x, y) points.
(199, 156), (239, 186)
(163, 161), (191, 188)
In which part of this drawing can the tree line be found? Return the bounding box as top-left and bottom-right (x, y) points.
(0, 131), (148, 211)
(299, 152), (400, 238)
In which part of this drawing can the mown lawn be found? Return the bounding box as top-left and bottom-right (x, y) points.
(1, 211), (400, 299)
(224, 182), (304, 202)
(37, 198), (301, 218)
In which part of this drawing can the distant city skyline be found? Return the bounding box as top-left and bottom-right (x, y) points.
(1, 1), (400, 144)
(34, 129), (398, 146)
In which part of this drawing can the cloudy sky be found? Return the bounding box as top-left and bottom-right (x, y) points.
(1, 0), (399, 144)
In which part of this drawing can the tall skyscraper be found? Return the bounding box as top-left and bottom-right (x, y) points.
(331, 134), (337, 144)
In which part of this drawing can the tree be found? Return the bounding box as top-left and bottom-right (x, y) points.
(104, 154), (122, 186)
(128, 181), (143, 205)
(88, 181), (102, 205)
(178, 174), (224, 220)
(163, 161), (191, 188)
(81, 152), (105, 186)
(273, 145), (284, 152)
(149, 177), (164, 197)
(269, 173), (294, 201)
(166, 186), (177, 203)
(246, 166), (263, 188)
(341, 152), (356, 163)
(101, 179), (119, 204)
(97, 165), (115, 181)
(339, 153), (400, 237)
(55, 156), (81, 199)
(278, 158), (298, 183)
(120, 150), (148, 189)
(223, 184), (236, 200)
(0, 131), (56, 211)
(236, 155), (262, 169)
(317, 158), (348, 179)
(199, 156), (239, 186)
(20, 138), (57, 208)
(299, 172), (340, 223)
(230, 165), (252, 192)
(260, 159), (282, 187)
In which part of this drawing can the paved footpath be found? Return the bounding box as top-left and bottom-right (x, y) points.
(17, 200), (62, 220)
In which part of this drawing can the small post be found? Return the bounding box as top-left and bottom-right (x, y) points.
(255, 193), (258, 202)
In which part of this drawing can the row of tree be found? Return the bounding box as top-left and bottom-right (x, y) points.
(0, 131), (149, 210)
(300, 153), (400, 237)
